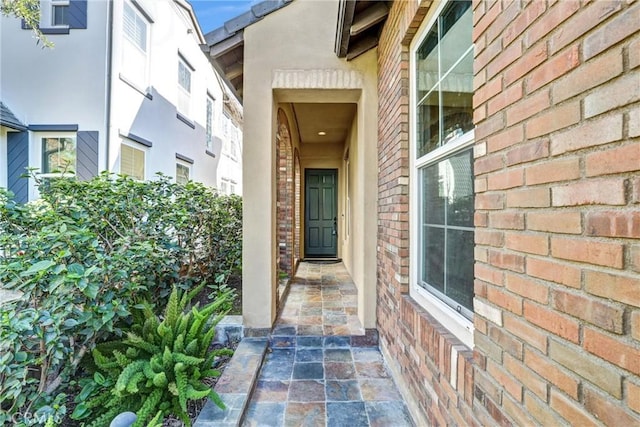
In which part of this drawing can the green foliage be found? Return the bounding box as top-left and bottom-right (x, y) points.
(72, 286), (234, 426)
(0, 174), (242, 424)
(0, 0), (51, 46)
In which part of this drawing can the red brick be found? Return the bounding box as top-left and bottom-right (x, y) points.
(473, 75), (503, 107)
(503, 313), (548, 353)
(527, 211), (582, 234)
(486, 0), (521, 43)
(526, 44), (580, 94)
(505, 139), (549, 166)
(523, 301), (580, 343)
(503, 0), (546, 47)
(502, 394), (537, 427)
(506, 187), (549, 208)
(550, 388), (600, 427)
(586, 143), (640, 177)
(525, 0), (579, 48)
(584, 327), (640, 374)
(553, 290), (624, 334)
(473, 154), (504, 176)
(487, 39), (523, 77)
(549, 1), (622, 54)
(475, 37), (503, 74)
(552, 179), (626, 207)
(487, 283), (523, 315)
(487, 168), (524, 190)
(525, 157), (580, 185)
(505, 232), (548, 256)
(505, 272), (549, 304)
(551, 237), (624, 268)
(473, 0), (502, 42)
(627, 381), (640, 414)
(525, 348), (579, 399)
(583, 2), (640, 60)
(525, 101), (580, 138)
(487, 81), (523, 116)
(504, 43), (548, 87)
(505, 88), (550, 126)
(630, 37), (640, 70)
(475, 193), (504, 210)
(584, 386), (640, 426)
(584, 73), (640, 118)
(504, 354), (547, 400)
(633, 177), (640, 204)
(475, 229), (504, 247)
(550, 114), (623, 155)
(524, 390), (565, 426)
(526, 257), (581, 288)
(585, 270), (640, 308)
(552, 47), (624, 103)
(489, 212), (524, 230)
(475, 211), (488, 227)
(476, 263), (505, 286)
(475, 177), (487, 193)
(476, 112), (506, 140)
(585, 210), (640, 238)
(486, 125), (523, 153)
(486, 359), (523, 401)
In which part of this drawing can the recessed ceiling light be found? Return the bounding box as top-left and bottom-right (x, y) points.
(318, 131), (326, 136)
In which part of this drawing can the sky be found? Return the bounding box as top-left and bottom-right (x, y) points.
(190, 0), (258, 34)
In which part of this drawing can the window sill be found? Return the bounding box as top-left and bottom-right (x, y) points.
(119, 74), (153, 100)
(40, 26), (70, 34)
(176, 113), (195, 129)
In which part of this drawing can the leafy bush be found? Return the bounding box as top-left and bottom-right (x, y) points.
(0, 174), (242, 424)
(72, 284), (234, 426)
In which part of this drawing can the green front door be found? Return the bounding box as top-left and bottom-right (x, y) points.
(305, 169), (337, 257)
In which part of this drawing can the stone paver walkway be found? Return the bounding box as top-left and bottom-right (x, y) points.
(242, 262), (414, 427)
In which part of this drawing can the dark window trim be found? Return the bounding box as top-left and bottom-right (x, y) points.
(29, 124), (78, 131)
(41, 27), (71, 34)
(205, 150), (216, 158)
(178, 51), (195, 71)
(175, 153), (194, 164)
(129, 0), (154, 23)
(119, 131), (153, 147)
(176, 112), (196, 129)
(119, 73), (153, 99)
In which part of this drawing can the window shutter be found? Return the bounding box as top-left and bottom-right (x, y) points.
(68, 0), (88, 29)
(76, 131), (99, 180)
(7, 131), (29, 204)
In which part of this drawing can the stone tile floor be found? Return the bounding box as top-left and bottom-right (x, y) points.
(242, 262), (414, 427)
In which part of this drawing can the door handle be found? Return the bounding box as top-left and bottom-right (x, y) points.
(332, 217), (337, 236)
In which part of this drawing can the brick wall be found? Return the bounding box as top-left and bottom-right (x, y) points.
(277, 109), (294, 276)
(377, 0), (640, 425)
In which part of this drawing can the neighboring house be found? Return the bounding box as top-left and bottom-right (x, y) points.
(206, 0), (639, 425)
(0, 0), (243, 202)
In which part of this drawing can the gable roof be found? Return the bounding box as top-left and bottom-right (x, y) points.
(0, 102), (26, 131)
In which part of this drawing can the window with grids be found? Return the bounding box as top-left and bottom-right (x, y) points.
(52, 2), (69, 26)
(206, 96), (214, 150)
(120, 143), (145, 181)
(176, 163), (190, 185)
(122, 1), (149, 89)
(414, 0), (475, 320)
(178, 58), (192, 116)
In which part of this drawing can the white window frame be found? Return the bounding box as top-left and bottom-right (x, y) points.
(38, 133), (77, 179)
(121, 0), (150, 90)
(206, 95), (215, 151)
(119, 141), (146, 181)
(409, 0), (475, 349)
(51, 0), (70, 27)
(175, 161), (190, 185)
(177, 55), (193, 117)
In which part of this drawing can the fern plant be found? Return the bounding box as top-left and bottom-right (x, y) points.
(71, 283), (235, 426)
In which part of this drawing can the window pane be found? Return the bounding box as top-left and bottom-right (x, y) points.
(176, 164), (189, 184)
(441, 49), (474, 146)
(178, 61), (191, 92)
(206, 98), (213, 150)
(123, 2), (146, 52)
(53, 5), (68, 26)
(421, 162), (445, 225)
(445, 229), (474, 311)
(121, 144), (145, 180)
(42, 137), (76, 173)
(416, 26), (439, 101)
(444, 148), (474, 227)
(421, 226), (445, 292)
(417, 88), (440, 157)
(439, 1), (472, 73)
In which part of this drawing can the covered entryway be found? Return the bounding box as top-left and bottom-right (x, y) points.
(304, 168), (338, 258)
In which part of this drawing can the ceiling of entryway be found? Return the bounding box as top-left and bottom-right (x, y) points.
(292, 103), (357, 144)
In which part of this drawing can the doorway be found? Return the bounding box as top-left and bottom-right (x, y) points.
(304, 169), (338, 257)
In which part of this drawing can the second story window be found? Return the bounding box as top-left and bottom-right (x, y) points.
(206, 95), (214, 151)
(122, 1), (149, 89)
(177, 56), (192, 117)
(52, 1), (69, 26)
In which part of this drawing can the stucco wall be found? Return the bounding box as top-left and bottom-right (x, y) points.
(242, 0), (378, 328)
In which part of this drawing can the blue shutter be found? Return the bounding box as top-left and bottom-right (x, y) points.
(68, 0), (87, 29)
(76, 131), (99, 180)
(7, 131), (29, 204)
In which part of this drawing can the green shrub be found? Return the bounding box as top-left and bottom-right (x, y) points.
(0, 174), (242, 424)
(71, 284), (234, 426)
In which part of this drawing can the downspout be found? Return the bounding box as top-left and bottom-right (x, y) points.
(104, 0), (114, 171)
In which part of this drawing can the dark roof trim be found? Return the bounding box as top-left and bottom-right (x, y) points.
(0, 102), (27, 131)
(335, 0), (356, 57)
(29, 124), (78, 131)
